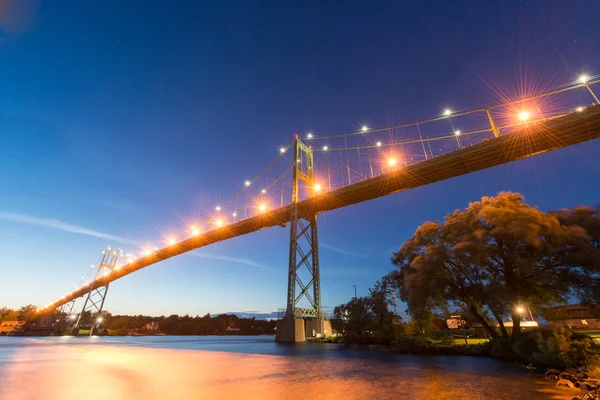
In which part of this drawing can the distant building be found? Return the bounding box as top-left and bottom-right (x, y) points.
(140, 322), (160, 333)
(543, 304), (600, 329)
(0, 321), (26, 336)
(225, 326), (240, 334)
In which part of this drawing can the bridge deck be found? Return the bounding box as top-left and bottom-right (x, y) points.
(47, 105), (600, 310)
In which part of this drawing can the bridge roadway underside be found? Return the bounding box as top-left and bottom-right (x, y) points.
(49, 105), (600, 310)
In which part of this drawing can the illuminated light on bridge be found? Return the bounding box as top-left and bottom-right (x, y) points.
(280, 147), (286, 153)
(519, 111), (531, 121)
(168, 238), (177, 246)
(215, 206), (221, 211)
(579, 74), (589, 84)
(261, 189), (266, 194)
(307, 133), (313, 139)
(361, 125), (369, 132)
(191, 227), (200, 236)
(144, 249), (152, 256)
(232, 212), (237, 217)
(36, 75), (600, 340)
(258, 203), (268, 212)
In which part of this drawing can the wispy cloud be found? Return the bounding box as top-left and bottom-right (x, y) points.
(188, 251), (276, 271)
(321, 243), (367, 258)
(226, 311), (280, 320)
(0, 211), (136, 245)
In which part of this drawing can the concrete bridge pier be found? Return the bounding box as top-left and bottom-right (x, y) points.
(275, 319), (305, 343)
(275, 319), (332, 343)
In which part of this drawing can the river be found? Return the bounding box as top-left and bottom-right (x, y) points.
(0, 335), (577, 399)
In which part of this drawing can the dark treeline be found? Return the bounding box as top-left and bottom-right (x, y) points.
(0, 306), (276, 336)
(103, 313), (276, 336)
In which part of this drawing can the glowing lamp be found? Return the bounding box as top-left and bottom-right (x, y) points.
(376, 141), (382, 147)
(280, 147), (286, 153)
(307, 133), (313, 139)
(387, 157), (397, 167)
(97, 317), (103, 323)
(323, 146), (328, 151)
(454, 130), (461, 136)
(245, 180), (251, 187)
(258, 204), (267, 212)
(361, 125), (368, 132)
(579, 74), (589, 84)
(314, 184), (322, 192)
(261, 189), (266, 194)
(216, 219), (224, 227)
(518, 111), (530, 121)
(232, 212), (237, 217)
(443, 109), (452, 117)
(516, 306), (525, 314)
(144, 249), (152, 256)
(168, 238), (176, 246)
(576, 106), (584, 112)
(215, 206), (221, 211)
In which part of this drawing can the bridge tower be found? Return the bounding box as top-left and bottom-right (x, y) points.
(71, 247), (119, 335)
(276, 137), (331, 343)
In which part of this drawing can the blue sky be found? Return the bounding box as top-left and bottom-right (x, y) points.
(1, 1), (599, 317)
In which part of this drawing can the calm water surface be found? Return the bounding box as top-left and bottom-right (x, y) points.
(0, 335), (575, 399)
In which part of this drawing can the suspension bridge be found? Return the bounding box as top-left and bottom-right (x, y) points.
(36, 75), (600, 342)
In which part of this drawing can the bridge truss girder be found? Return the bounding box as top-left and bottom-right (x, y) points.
(74, 248), (118, 332)
(285, 138), (322, 321)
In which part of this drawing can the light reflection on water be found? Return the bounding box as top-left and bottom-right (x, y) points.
(0, 336), (573, 399)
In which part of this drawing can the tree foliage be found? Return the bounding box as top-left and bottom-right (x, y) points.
(332, 278), (402, 344)
(391, 192), (599, 340)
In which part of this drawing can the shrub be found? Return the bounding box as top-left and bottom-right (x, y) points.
(512, 327), (600, 369)
(491, 337), (517, 360)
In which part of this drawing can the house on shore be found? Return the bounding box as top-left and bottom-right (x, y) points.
(542, 304), (600, 329)
(225, 326), (240, 335)
(0, 321), (26, 336)
(139, 322), (160, 334)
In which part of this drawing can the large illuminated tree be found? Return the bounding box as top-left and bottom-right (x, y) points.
(391, 192), (597, 339)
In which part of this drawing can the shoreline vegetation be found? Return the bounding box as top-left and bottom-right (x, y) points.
(327, 193), (600, 396)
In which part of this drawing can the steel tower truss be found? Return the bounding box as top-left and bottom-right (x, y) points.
(285, 138), (322, 320)
(74, 248), (119, 329)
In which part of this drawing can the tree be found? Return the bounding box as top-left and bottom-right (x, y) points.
(0, 307), (19, 322)
(392, 192), (595, 340)
(109, 316), (132, 330)
(551, 205), (600, 303)
(332, 278), (401, 344)
(18, 305), (38, 322)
